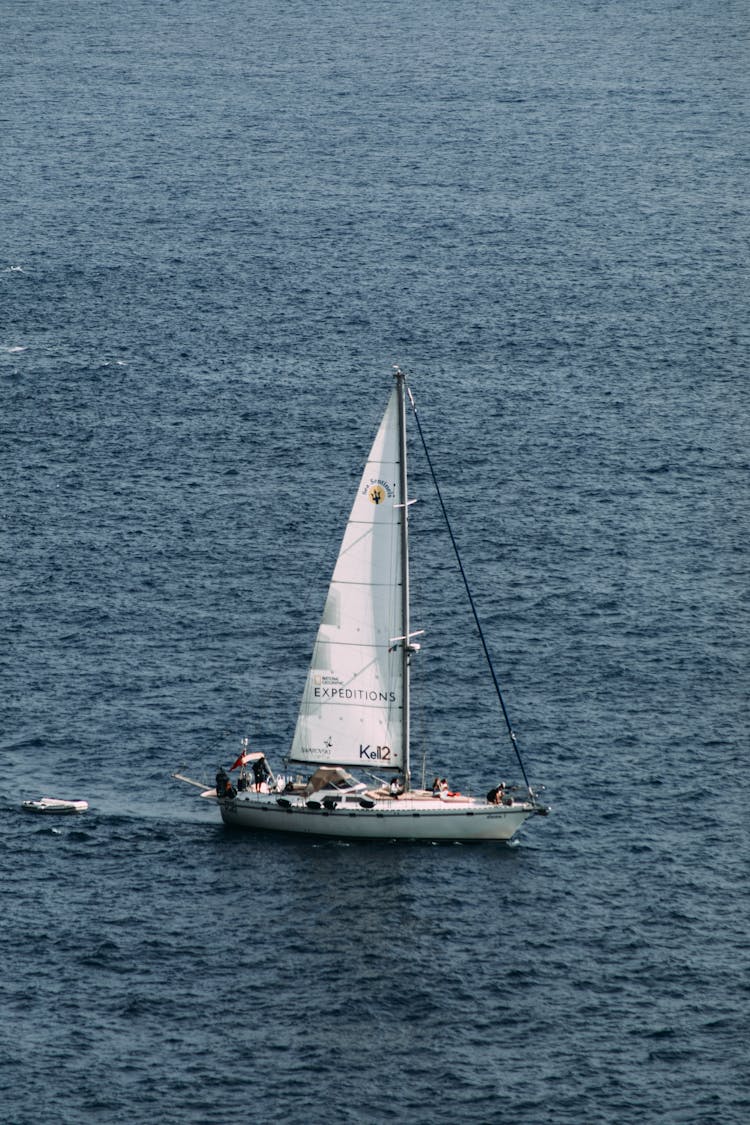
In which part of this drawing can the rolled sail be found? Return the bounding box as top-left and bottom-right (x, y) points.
(289, 388), (405, 770)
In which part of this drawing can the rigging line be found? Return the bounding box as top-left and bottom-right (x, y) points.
(405, 381), (533, 793)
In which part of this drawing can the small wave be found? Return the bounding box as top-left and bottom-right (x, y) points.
(1, 734), (46, 752)
(77, 939), (127, 971)
(65, 829), (97, 842)
(642, 1026), (677, 1039)
(120, 995), (161, 1017)
(647, 1047), (694, 1063)
(1, 345), (26, 353)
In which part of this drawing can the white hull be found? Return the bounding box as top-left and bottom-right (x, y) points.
(216, 791), (538, 842)
(22, 797), (89, 815)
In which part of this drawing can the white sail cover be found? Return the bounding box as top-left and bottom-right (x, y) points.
(289, 388), (405, 770)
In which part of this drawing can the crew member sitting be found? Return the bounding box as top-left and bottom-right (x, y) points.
(215, 768), (236, 799)
(438, 778), (460, 798)
(389, 776), (404, 798)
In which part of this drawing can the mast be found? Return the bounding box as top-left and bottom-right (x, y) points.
(395, 367), (411, 790)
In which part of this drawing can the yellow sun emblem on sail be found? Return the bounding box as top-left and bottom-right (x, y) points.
(368, 484), (386, 505)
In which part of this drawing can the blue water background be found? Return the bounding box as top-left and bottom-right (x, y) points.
(1, 2), (748, 1123)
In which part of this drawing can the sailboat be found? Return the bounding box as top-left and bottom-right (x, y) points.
(175, 369), (549, 842)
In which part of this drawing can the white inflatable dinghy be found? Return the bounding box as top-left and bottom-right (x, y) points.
(22, 797), (89, 815)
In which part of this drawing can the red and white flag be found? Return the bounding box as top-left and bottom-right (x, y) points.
(229, 750), (250, 771)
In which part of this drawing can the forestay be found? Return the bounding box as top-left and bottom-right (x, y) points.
(289, 388), (405, 770)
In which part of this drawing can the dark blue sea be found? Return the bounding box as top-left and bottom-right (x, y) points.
(2, 2), (748, 1122)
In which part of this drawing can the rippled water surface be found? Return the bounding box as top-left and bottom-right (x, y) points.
(2, 2), (748, 1123)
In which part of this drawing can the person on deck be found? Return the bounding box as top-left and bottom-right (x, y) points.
(252, 756), (270, 791)
(216, 767), (229, 796)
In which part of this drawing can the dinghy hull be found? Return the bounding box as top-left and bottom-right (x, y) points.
(22, 798), (89, 815)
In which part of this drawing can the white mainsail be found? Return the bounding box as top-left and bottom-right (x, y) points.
(289, 388), (406, 771)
